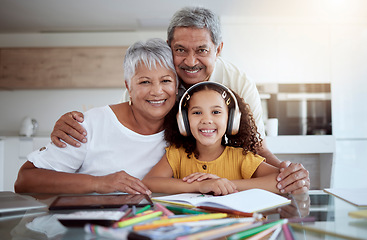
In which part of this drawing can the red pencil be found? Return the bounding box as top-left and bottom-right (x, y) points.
(197, 206), (254, 217)
(112, 208), (132, 227)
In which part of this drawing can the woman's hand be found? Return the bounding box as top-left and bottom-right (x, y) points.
(51, 111), (87, 148)
(183, 173), (220, 183)
(198, 178), (238, 196)
(94, 170), (151, 195)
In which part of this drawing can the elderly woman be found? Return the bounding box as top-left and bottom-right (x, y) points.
(14, 38), (178, 195)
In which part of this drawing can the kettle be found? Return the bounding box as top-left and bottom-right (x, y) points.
(19, 117), (38, 137)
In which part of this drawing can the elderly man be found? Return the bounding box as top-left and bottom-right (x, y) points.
(51, 6), (309, 194)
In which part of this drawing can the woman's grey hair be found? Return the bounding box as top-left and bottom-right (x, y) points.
(124, 38), (178, 87)
(167, 6), (222, 48)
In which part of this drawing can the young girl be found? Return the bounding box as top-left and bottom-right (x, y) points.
(142, 82), (280, 196)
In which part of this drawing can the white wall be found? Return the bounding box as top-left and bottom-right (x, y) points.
(0, 31), (166, 136)
(0, 89), (124, 136)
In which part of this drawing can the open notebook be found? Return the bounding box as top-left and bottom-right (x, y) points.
(0, 191), (47, 218)
(153, 189), (291, 213)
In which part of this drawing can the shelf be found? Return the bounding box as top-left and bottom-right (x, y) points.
(266, 135), (336, 154)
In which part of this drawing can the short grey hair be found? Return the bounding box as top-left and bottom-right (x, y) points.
(167, 6), (222, 48)
(124, 38), (178, 87)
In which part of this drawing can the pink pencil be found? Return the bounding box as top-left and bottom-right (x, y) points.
(282, 223), (295, 240)
(154, 202), (174, 216)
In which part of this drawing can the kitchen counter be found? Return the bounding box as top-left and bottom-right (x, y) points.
(1, 134), (336, 154)
(265, 135), (336, 189)
(266, 135), (335, 154)
(1, 135), (336, 191)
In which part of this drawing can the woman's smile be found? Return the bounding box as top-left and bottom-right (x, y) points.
(147, 99), (167, 105)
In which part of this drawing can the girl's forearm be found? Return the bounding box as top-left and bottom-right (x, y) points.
(231, 173), (280, 194)
(143, 177), (200, 194)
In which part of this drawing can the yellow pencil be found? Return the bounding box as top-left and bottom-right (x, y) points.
(133, 213), (227, 231)
(152, 199), (195, 208)
(176, 222), (258, 240)
(117, 211), (162, 228)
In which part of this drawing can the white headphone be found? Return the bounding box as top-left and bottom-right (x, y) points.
(176, 82), (242, 136)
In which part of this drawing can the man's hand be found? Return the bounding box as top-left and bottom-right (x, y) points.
(278, 193), (310, 218)
(198, 178), (238, 196)
(51, 111), (87, 148)
(94, 171), (151, 195)
(276, 161), (310, 194)
(183, 173), (220, 183)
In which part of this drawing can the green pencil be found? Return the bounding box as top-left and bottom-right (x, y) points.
(166, 205), (207, 215)
(228, 219), (287, 240)
(135, 205), (151, 214)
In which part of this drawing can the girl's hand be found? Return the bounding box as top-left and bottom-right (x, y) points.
(198, 178), (238, 196)
(183, 173), (220, 183)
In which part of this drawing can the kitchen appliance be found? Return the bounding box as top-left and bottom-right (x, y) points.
(258, 83), (332, 135)
(19, 117), (38, 137)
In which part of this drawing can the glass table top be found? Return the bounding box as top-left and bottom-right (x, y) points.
(0, 190), (366, 240)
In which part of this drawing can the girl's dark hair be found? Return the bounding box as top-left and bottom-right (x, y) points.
(164, 84), (263, 159)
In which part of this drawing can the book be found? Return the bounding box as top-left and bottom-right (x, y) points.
(324, 188), (367, 207)
(153, 189), (291, 213)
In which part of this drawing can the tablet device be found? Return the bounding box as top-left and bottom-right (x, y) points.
(49, 194), (153, 211)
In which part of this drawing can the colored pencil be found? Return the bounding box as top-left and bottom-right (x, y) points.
(177, 221), (261, 240)
(174, 217), (254, 227)
(133, 213), (227, 231)
(117, 210), (162, 228)
(154, 202), (174, 216)
(282, 223), (294, 240)
(153, 199), (194, 208)
(228, 219), (287, 240)
(135, 205), (151, 214)
(246, 223), (281, 240)
(268, 224), (282, 240)
(197, 206), (255, 217)
(166, 205), (207, 215)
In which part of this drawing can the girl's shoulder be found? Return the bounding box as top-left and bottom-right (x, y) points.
(225, 146), (261, 158)
(166, 145), (186, 156)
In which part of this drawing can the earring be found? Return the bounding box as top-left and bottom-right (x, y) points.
(129, 97), (132, 106)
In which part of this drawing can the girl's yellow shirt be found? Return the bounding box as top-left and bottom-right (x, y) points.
(166, 146), (264, 180)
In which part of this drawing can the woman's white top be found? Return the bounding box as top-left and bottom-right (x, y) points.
(28, 106), (167, 179)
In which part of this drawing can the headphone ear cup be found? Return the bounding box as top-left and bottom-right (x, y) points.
(226, 108), (234, 135)
(176, 109), (191, 136)
(227, 108), (241, 135)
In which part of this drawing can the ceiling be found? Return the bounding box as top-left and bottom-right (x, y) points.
(0, 0), (366, 33)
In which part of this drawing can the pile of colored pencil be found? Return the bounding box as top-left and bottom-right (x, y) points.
(85, 202), (310, 239)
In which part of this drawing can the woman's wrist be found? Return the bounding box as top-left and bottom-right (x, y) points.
(91, 175), (102, 193)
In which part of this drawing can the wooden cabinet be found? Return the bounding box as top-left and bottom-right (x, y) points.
(0, 47), (127, 89)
